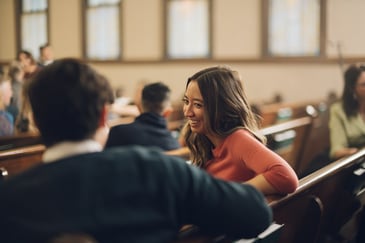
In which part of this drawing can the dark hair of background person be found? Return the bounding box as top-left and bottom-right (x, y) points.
(18, 50), (36, 65)
(27, 58), (114, 146)
(342, 64), (365, 117)
(141, 81), (171, 114)
(39, 43), (51, 53)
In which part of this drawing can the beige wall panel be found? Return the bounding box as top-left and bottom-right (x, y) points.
(0, 0), (16, 60)
(327, 0), (365, 57)
(214, 0), (260, 58)
(239, 64), (343, 104)
(50, 0), (82, 59)
(93, 63), (343, 104)
(123, 0), (162, 60)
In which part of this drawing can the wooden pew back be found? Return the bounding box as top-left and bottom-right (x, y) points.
(0, 132), (42, 151)
(260, 116), (313, 170)
(270, 148), (365, 243)
(174, 149), (365, 243)
(259, 99), (325, 128)
(0, 144), (45, 179)
(295, 102), (331, 177)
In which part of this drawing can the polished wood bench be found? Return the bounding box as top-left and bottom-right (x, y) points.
(260, 116), (313, 171)
(0, 132), (42, 151)
(270, 148), (365, 242)
(174, 148), (365, 243)
(0, 144), (45, 179)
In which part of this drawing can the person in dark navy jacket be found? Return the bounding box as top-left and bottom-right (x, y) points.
(106, 81), (181, 151)
(0, 58), (272, 243)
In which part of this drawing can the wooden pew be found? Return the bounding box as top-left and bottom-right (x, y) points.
(0, 144), (45, 179)
(260, 116), (313, 170)
(269, 148), (365, 243)
(260, 100), (332, 179)
(0, 132), (42, 151)
(259, 99), (326, 128)
(258, 101), (303, 128)
(270, 195), (323, 243)
(295, 102), (331, 178)
(174, 149), (365, 243)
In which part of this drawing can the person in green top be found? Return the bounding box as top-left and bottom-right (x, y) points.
(329, 64), (365, 160)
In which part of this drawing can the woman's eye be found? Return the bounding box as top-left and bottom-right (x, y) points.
(194, 103), (202, 108)
(182, 99), (189, 105)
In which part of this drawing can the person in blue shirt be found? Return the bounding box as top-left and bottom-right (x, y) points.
(0, 77), (14, 136)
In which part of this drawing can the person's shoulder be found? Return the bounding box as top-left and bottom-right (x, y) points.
(330, 101), (345, 115)
(104, 145), (183, 163)
(227, 129), (253, 141)
(110, 121), (138, 133)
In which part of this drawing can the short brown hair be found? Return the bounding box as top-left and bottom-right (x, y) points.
(28, 58), (114, 146)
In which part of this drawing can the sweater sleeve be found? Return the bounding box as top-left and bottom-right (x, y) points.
(233, 130), (299, 194)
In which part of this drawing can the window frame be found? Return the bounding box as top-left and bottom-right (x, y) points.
(82, 0), (123, 61)
(15, 0), (50, 59)
(261, 0), (327, 59)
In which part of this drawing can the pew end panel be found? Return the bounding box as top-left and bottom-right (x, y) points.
(270, 195), (323, 243)
(269, 149), (365, 243)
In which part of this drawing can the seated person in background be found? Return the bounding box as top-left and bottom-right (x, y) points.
(39, 43), (54, 66)
(0, 58), (273, 242)
(106, 82), (181, 151)
(329, 64), (365, 160)
(16, 84), (38, 133)
(18, 50), (42, 82)
(6, 61), (24, 123)
(0, 76), (14, 136)
(182, 66), (298, 196)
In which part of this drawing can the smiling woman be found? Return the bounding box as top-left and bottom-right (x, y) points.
(182, 66), (299, 196)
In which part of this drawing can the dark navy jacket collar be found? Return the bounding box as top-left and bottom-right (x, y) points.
(135, 112), (167, 129)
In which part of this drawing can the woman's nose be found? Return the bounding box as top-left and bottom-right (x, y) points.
(183, 105), (193, 117)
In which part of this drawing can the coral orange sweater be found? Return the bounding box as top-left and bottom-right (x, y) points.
(204, 129), (298, 194)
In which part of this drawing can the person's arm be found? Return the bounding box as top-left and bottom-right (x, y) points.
(245, 174), (278, 195)
(235, 131), (299, 195)
(162, 154), (273, 239)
